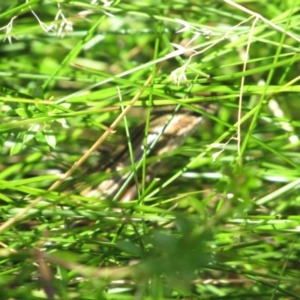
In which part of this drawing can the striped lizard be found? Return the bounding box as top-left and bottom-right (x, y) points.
(85, 103), (216, 201)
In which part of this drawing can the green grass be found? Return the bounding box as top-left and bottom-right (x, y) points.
(1, 0), (300, 299)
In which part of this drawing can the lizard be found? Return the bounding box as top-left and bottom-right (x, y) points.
(83, 103), (216, 202)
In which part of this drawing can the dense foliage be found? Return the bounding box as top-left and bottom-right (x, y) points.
(0, 1), (300, 299)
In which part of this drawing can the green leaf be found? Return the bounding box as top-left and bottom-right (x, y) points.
(23, 123), (40, 143)
(10, 131), (25, 155)
(44, 129), (56, 148)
